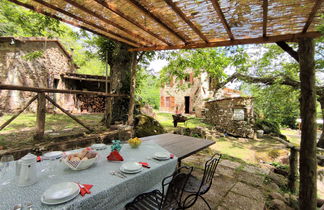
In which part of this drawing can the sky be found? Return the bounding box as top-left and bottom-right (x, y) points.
(148, 59), (169, 74)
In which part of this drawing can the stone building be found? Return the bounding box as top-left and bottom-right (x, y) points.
(204, 97), (255, 138)
(0, 37), (107, 113)
(159, 70), (241, 117)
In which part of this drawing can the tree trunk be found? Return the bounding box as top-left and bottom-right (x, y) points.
(317, 97), (324, 148)
(298, 38), (317, 210)
(34, 92), (46, 140)
(127, 52), (137, 125)
(103, 42), (133, 124)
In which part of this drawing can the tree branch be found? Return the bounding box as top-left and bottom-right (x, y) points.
(136, 51), (145, 63)
(276, 41), (299, 62)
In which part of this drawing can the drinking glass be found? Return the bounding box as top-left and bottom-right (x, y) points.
(0, 155), (14, 185)
(41, 151), (58, 178)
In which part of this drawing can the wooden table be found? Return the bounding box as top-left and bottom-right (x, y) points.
(142, 133), (215, 165)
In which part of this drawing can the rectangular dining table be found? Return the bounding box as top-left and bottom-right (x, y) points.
(0, 142), (178, 210)
(141, 133), (215, 165)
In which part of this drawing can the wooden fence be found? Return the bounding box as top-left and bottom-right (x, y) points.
(0, 84), (128, 140)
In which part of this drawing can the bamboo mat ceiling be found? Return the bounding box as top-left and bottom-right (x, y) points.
(9, 0), (323, 51)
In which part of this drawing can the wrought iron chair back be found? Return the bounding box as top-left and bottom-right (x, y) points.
(161, 166), (193, 209)
(182, 153), (222, 209)
(125, 166), (193, 210)
(200, 153), (222, 193)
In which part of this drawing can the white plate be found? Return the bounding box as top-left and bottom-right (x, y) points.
(154, 152), (170, 160)
(91, 144), (107, 150)
(121, 162), (142, 172)
(43, 151), (63, 160)
(42, 182), (80, 203)
(120, 166), (143, 174)
(41, 192), (79, 205)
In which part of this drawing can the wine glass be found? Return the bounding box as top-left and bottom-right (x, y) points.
(0, 155), (14, 185)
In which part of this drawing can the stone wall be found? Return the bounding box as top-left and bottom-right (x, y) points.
(0, 39), (75, 112)
(204, 97), (255, 138)
(160, 71), (213, 117)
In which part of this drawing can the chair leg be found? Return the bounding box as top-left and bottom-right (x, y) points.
(199, 195), (211, 210)
(182, 194), (198, 209)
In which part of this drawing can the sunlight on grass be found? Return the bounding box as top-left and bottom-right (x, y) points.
(155, 111), (212, 132)
(281, 129), (301, 146)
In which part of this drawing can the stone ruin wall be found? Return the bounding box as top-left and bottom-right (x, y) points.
(204, 97), (255, 138)
(0, 41), (75, 113)
(160, 72), (213, 117)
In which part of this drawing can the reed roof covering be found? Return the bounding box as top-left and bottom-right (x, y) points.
(9, 0), (323, 51)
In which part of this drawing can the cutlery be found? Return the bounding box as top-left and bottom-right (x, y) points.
(13, 204), (22, 210)
(111, 171), (124, 179)
(116, 171), (127, 178)
(26, 202), (33, 210)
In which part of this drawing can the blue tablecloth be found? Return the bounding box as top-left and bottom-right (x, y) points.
(0, 142), (177, 210)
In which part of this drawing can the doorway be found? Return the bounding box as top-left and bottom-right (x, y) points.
(184, 96), (190, 114)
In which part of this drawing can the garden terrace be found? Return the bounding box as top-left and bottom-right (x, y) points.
(5, 0), (324, 209)
(8, 0), (322, 51)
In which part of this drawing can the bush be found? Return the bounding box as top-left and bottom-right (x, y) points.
(255, 119), (281, 135)
(281, 116), (297, 129)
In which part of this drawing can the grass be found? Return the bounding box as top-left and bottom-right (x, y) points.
(155, 111), (213, 132)
(0, 113), (104, 149)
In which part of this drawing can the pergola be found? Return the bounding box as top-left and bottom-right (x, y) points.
(6, 0), (324, 209)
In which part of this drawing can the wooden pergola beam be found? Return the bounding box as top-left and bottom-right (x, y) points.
(164, 0), (209, 43)
(62, 0), (153, 46)
(302, 0), (323, 33)
(93, 0), (172, 46)
(126, 0), (188, 44)
(210, 0), (234, 40)
(129, 32), (321, 51)
(0, 83), (129, 97)
(9, 0), (140, 47)
(263, 0), (268, 37)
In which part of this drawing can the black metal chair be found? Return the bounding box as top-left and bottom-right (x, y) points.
(182, 153), (222, 210)
(125, 166), (193, 210)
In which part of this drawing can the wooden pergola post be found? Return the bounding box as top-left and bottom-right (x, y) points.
(34, 92), (46, 140)
(288, 146), (298, 193)
(298, 37), (317, 210)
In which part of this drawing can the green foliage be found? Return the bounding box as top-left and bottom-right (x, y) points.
(245, 83), (300, 128)
(160, 47), (249, 89)
(255, 119), (281, 135)
(136, 74), (160, 109)
(0, 1), (64, 37)
(22, 50), (44, 61)
(77, 57), (106, 76)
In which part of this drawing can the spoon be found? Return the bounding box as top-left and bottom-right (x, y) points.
(13, 204), (22, 210)
(26, 203), (33, 210)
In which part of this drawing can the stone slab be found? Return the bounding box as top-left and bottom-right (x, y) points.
(235, 170), (265, 187)
(220, 192), (265, 210)
(230, 182), (265, 202)
(219, 159), (241, 169)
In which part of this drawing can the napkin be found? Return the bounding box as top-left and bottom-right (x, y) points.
(139, 162), (150, 168)
(79, 184), (93, 196)
(107, 149), (124, 161)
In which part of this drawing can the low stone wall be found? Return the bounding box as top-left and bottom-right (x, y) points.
(0, 126), (133, 160)
(204, 97), (255, 138)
